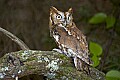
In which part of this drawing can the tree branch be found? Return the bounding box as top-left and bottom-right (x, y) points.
(0, 27), (29, 50)
(0, 50), (105, 80)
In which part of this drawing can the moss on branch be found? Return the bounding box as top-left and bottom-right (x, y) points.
(0, 50), (105, 80)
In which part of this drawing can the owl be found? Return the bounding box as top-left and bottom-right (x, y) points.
(49, 6), (92, 74)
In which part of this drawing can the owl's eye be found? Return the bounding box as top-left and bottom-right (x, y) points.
(67, 14), (72, 21)
(67, 16), (70, 20)
(56, 15), (62, 19)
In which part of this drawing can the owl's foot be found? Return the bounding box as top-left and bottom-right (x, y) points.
(73, 57), (82, 70)
(73, 57), (91, 75)
(52, 48), (64, 54)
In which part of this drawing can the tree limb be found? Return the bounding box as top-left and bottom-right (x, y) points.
(0, 27), (29, 50)
(0, 50), (105, 80)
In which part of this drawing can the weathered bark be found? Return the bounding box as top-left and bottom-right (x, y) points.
(0, 50), (105, 80)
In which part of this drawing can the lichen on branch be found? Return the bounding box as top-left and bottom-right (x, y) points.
(0, 50), (105, 80)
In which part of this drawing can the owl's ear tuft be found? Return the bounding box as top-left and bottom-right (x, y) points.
(68, 8), (73, 14)
(50, 6), (58, 13)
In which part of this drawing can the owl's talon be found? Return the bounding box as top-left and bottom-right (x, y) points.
(52, 48), (63, 54)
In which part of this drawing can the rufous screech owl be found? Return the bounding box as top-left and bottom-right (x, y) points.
(49, 6), (92, 74)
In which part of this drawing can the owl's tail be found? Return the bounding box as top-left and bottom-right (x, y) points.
(74, 57), (91, 74)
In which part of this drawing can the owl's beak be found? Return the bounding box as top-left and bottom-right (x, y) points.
(63, 21), (67, 27)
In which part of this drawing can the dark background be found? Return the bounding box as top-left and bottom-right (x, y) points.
(0, 0), (120, 74)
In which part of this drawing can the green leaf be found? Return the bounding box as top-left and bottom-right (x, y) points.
(89, 42), (103, 56)
(106, 16), (116, 29)
(89, 13), (107, 24)
(106, 70), (120, 80)
(91, 56), (100, 67)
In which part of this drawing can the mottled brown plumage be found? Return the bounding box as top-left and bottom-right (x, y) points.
(49, 6), (92, 74)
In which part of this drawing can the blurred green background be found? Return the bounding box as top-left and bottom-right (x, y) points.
(0, 0), (120, 79)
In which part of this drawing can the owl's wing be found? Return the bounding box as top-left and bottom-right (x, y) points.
(65, 23), (92, 64)
(55, 26), (92, 65)
(68, 23), (89, 53)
